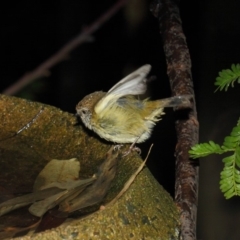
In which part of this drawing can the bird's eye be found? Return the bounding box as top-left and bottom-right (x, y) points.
(81, 109), (87, 115)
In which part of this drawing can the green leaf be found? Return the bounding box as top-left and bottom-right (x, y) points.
(224, 136), (239, 143)
(189, 99), (240, 199)
(220, 181), (232, 191)
(215, 63), (240, 91)
(219, 149), (240, 198)
(231, 125), (240, 135)
(235, 146), (240, 168)
(223, 124), (240, 150)
(220, 176), (233, 185)
(222, 155), (234, 164)
(224, 188), (235, 199)
(220, 169), (233, 178)
(189, 141), (225, 158)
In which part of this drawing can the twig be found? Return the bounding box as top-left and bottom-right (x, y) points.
(15, 107), (44, 135)
(0, 107), (44, 142)
(3, 0), (128, 96)
(150, 1), (199, 240)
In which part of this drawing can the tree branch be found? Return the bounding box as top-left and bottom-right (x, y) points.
(2, 0), (128, 96)
(150, 0), (199, 239)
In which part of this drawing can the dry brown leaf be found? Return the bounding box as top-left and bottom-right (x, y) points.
(29, 178), (95, 217)
(33, 158), (80, 191)
(59, 146), (120, 213)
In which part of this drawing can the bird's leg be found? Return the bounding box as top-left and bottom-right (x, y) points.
(122, 137), (141, 157)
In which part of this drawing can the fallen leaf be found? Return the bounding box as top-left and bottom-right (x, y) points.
(33, 158), (80, 191)
(59, 146), (120, 213)
(29, 178), (95, 217)
(0, 187), (63, 216)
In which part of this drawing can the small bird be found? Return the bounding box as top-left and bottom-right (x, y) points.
(76, 64), (191, 149)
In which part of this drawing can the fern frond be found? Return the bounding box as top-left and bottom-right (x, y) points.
(223, 123), (240, 149)
(215, 63), (240, 91)
(220, 150), (240, 199)
(220, 123), (240, 198)
(189, 120), (240, 199)
(189, 141), (226, 159)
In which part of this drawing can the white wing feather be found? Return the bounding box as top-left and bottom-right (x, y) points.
(95, 64), (151, 114)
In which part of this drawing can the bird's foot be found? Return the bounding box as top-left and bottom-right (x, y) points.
(113, 144), (124, 151)
(122, 145), (141, 157)
(113, 141), (141, 157)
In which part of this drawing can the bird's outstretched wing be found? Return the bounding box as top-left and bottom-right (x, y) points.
(94, 64), (151, 114)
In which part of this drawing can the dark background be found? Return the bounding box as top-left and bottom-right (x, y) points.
(1, 0), (240, 239)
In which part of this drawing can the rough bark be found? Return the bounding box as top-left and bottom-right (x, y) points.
(150, 0), (199, 239)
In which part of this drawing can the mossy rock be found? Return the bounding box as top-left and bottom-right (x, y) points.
(0, 94), (179, 240)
